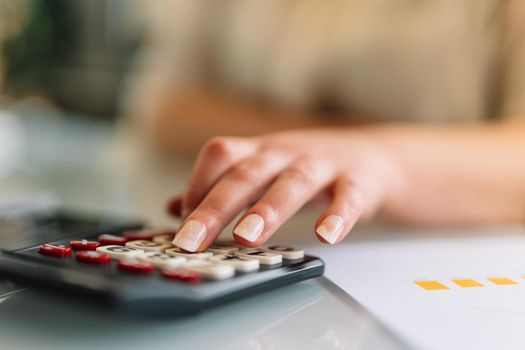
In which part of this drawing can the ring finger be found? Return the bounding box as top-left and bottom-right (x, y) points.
(232, 157), (336, 246)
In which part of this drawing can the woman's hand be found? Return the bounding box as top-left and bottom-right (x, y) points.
(168, 128), (404, 252)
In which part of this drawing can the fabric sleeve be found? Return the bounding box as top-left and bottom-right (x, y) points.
(500, 0), (525, 119)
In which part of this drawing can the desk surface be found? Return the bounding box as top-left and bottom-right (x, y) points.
(0, 111), (410, 349)
(5, 109), (525, 350)
(0, 278), (407, 350)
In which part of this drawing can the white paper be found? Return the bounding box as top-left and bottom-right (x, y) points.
(294, 225), (525, 350)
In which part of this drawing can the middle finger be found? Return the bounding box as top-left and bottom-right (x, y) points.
(173, 151), (292, 252)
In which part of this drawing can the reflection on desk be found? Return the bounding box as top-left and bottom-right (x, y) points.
(0, 277), (407, 350)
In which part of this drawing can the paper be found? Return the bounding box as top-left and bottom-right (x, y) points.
(296, 225), (525, 350)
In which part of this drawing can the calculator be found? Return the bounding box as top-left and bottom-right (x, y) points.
(0, 211), (324, 315)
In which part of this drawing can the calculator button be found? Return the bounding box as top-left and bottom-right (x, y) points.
(98, 234), (128, 246)
(235, 249), (282, 265)
(96, 245), (143, 259)
(138, 251), (186, 268)
(263, 245), (304, 260)
(162, 267), (201, 283)
(165, 247), (213, 260)
(76, 250), (112, 264)
(152, 233), (175, 244)
(70, 240), (100, 251)
(39, 244), (72, 257)
(123, 228), (174, 241)
(207, 244), (239, 255)
(125, 240), (172, 252)
(185, 260), (235, 280)
(118, 258), (154, 274)
(209, 254), (259, 272)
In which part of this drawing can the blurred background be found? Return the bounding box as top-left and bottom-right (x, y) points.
(0, 0), (519, 223)
(0, 0), (140, 117)
(0, 0), (180, 223)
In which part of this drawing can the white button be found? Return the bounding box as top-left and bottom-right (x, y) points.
(209, 254), (259, 272)
(165, 247), (213, 260)
(185, 260), (235, 280)
(96, 245), (144, 259)
(263, 245), (304, 260)
(235, 249), (282, 265)
(207, 244), (239, 254)
(138, 251), (186, 268)
(152, 234), (174, 244)
(125, 240), (172, 252)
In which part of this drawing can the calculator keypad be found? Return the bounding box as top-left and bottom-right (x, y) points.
(165, 247), (213, 260)
(36, 229), (306, 283)
(98, 234), (127, 246)
(264, 245), (304, 260)
(70, 240), (100, 251)
(209, 254), (260, 272)
(162, 266), (202, 283)
(235, 249), (283, 265)
(207, 244), (239, 255)
(39, 244), (72, 257)
(76, 250), (112, 264)
(118, 258), (155, 274)
(125, 240), (172, 252)
(152, 234), (175, 244)
(138, 251), (186, 268)
(184, 260), (235, 280)
(96, 245), (144, 259)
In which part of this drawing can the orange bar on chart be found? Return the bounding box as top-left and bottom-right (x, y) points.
(452, 279), (484, 288)
(415, 281), (449, 291)
(487, 278), (518, 285)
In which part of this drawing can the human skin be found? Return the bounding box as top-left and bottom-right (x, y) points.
(167, 123), (525, 251)
(163, 115), (525, 252)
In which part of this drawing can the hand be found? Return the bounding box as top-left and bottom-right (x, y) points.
(168, 129), (404, 252)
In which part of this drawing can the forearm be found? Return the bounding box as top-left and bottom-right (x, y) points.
(370, 120), (525, 224)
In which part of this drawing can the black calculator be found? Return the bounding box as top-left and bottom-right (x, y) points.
(0, 211), (324, 315)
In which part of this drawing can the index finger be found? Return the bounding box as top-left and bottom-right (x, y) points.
(182, 136), (258, 216)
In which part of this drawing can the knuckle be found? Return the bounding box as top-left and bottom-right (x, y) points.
(338, 176), (357, 188)
(284, 164), (317, 187)
(204, 136), (236, 159)
(227, 162), (261, 184)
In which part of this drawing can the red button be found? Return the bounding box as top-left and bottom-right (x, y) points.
(39, 244), (72, 257)
(98, 234), (127, 246)
(162, 267), (201, 283)
(118, 259), (154, 274)
(76, 250), (112, 264)
(70, 240), (100, 251)
(123, 229), (174, 241)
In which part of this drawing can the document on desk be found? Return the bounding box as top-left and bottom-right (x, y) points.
(299, 226), (525, 350)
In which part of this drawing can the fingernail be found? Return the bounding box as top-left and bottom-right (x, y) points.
(316, 215), (344, 244)
(234, 214), (264, 242)
(173, 220), (207, 252)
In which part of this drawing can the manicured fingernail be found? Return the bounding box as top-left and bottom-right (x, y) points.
(316, 215), (344, 244)
(173, 220), (206, 252)
(234, 214), (264, 242)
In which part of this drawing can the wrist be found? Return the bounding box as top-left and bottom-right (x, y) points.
(356, 126), (411, 221)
